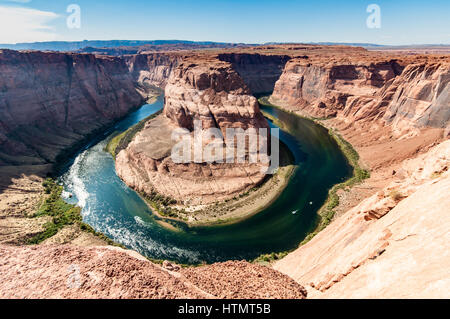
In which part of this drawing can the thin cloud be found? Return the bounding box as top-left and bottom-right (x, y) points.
(2, 1), (33, 3)
(0, 5), (59, 44)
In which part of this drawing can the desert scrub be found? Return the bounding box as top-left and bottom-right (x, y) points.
(389, 189), (404, 201)
(258, 96), (276, 108)
(140, 190), (180, 218)
(28, 178), (121, 246)
(106, 109), (162, 158)
(105, 130), (127, 158)
(253, 251), (289, 264)
(28, 178), (82, 244)
(430, 170), (445, 179)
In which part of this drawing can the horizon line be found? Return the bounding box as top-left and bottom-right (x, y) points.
(1, 39), (450, 47)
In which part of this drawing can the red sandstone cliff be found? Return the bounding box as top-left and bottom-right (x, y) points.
(0, 49), (144, 168)
(1, 45), (449, 299)
(270, 53), (449, 137)
(275, 139), (450, 298)
(270, 58), (403, 119)
(124, 52), (184, 90)
(125, 51), (291, 95)
(163, 58), (269, 131)
(263, 45), (450, 299)
(383, 62), (450, 135)
(217, 53), (290, 94)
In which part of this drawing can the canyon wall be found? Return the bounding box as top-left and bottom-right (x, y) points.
(0, 49), (144, 168)
(125, 52), (291, 95)
(124, 52), (184, 90)
(270, 58), (404, 119)
(116, 57), (271, 206)
(383, 62), (450, 134)
(163, 57), (269, 131)
(218, 53), (290, 94)
(0, 49), (289, 172)
(266, 46), (450, 298)
(2, 45), (446, 172)
(270, 55), (449, 136)
(1, 45), (449, 298)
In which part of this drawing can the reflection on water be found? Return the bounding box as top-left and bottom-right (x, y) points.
(59, 96), (352, 264)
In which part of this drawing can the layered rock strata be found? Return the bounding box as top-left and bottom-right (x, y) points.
(0, 49), (144, 168)
(218, 53), (290, 94)
(267, 47), (450, 298)
(383, 62), (450, 134)
(270, 58), (404, 119)
(124, 52), (184, 90)
(1, 45), (449, 299)
(270, 53), (449, 137)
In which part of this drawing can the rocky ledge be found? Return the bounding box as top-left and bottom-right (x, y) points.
(0, 244), (307, 299)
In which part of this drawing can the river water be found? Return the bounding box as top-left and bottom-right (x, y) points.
(58, 95), (352, 264)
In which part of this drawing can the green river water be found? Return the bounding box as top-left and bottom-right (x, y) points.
(59, 95), (352, 264)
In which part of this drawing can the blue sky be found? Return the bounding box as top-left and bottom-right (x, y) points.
(0, 0), (449, 44)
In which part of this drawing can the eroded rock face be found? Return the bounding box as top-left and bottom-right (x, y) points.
(0, 49), (144, 167)
(2, 45), (449, 299)
(270, 54), (449, 136)
(127, 51), (291, 95)
(265, 46), (450, 299)
(125, 52), (184, 89)
(270, 58), (403, 119)
(164, 59), (269, 131)
(384, 62), (450, 135)
(116, 58), (271, 205)
(218, 53), (291, 94)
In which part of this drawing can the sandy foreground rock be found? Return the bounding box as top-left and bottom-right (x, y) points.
(275, 140), (450, 298)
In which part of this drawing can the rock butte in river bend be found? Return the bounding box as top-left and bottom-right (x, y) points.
(0, 44), (449, 298)
(117, 46), (450, 207)
(116, 57), (271, 205)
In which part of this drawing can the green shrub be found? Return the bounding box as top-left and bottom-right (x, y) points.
(106, 110), (163, 158)
(28, 178), (121, 246)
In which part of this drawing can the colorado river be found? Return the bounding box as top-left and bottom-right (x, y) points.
(58, 95), (352, 264)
